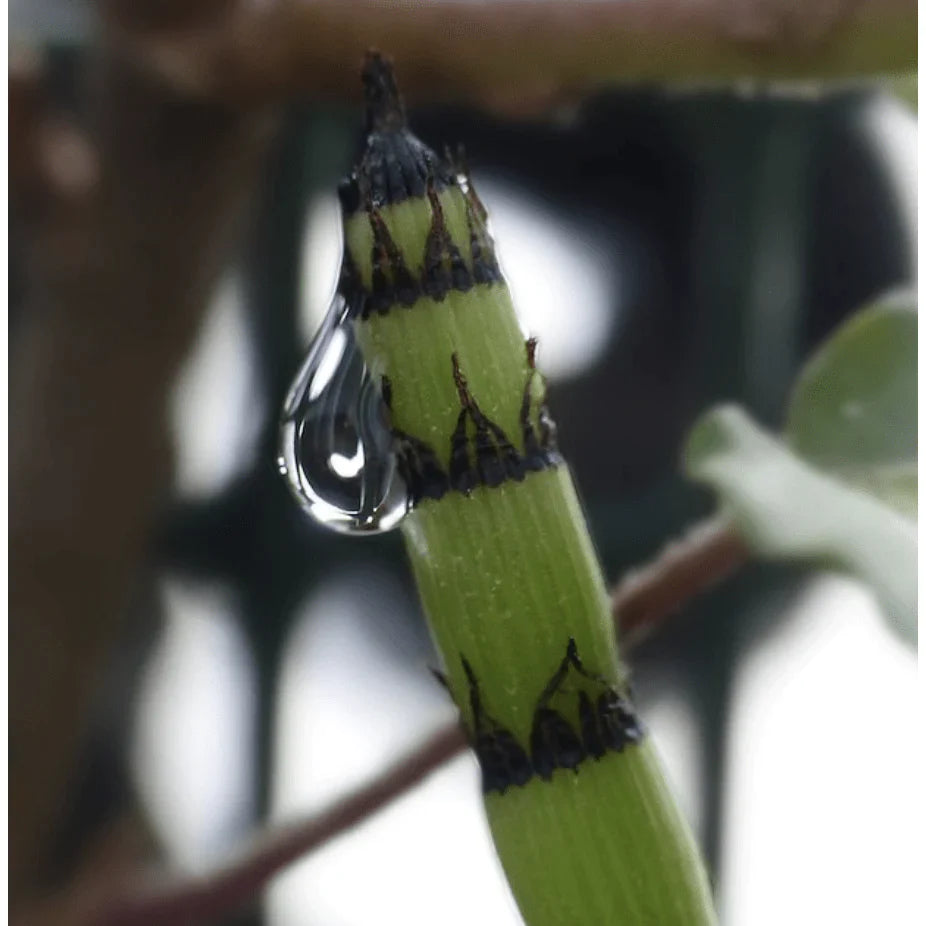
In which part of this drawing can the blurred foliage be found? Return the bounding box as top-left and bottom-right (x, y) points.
(685, 292), (917, 642)
(786, 290), (917, 517)
(889, 73), (917, 111)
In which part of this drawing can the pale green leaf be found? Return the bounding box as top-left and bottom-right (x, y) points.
(685, 405), (916, 639)
(785, 292), (917, 517)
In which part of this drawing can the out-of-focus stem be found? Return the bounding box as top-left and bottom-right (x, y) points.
(106, 0), (916, 107)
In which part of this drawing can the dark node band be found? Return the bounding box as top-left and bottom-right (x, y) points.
(452, 640), (644, 796)
(339, 61), (503, 318)
(340, 173), (504, 320)
(338, 133), (456, 215)
(381, 351), (561, 508)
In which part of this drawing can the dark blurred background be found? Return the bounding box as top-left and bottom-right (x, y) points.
(8, 2), (917, 924)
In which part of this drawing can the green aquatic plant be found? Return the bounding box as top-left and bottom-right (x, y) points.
(280, 53), (715, 926)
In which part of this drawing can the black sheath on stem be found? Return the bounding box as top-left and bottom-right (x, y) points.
(339, 50), (454, 215)
(362, 51), (407, 133)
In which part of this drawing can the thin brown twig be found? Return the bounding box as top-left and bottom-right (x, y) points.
(95, 726), (468, 926)
(76, 518), (746, 926)
(613, 517), (751, 649)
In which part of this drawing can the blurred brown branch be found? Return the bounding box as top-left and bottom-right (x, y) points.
(35, 518), (745, 926)
(9, 44), (276, 910)
(94, 726), (468, 926)
(105, 0), (916, 110)
(613, 517), (749, 648)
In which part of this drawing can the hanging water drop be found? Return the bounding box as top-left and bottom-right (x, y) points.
(279, 49), (460, 535)
(278, 294), (409, 534)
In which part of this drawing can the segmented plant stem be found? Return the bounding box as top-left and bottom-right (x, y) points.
(341, 52), (716, 925)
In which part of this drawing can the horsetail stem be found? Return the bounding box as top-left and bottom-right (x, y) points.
(335, 52), (716, 926)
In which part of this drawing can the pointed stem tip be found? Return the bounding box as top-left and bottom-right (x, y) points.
(362, 50), (406, 134)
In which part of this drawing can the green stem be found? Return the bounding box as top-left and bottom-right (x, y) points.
(341, 54), (716, 925)
(407, 474), (715, 923)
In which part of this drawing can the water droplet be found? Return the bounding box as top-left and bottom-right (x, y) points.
(278, 295), (409, 534)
